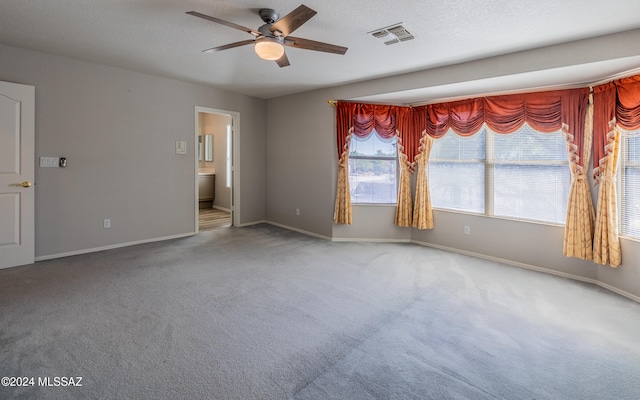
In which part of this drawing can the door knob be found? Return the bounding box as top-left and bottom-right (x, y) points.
(12, 181), (33, 188)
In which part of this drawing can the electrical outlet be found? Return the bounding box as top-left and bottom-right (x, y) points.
(464, 225), (471, 235)
(295, 208), (300, 216)
(104, 219), (111, 229)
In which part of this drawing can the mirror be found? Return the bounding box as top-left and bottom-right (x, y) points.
(199, 134), (213, 162)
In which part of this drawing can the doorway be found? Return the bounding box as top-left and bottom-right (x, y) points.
(194, 107), (239, 232)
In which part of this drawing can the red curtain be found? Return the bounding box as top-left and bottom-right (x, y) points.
(615, 75), (640, 130)
(486, 93), (564, 134)
(336, 102), (356, 160)
(336, 102), (411, 159)
(337, 89), (589, 168)
(593, 75), (640, 177)
(592, 82), (618, 179)
(352, 104), (397, 139)
(420, 89), (587, 139)
(423, 98), (485, 137)
(560, 89), (591, 163)
(397, 107), (424, 169)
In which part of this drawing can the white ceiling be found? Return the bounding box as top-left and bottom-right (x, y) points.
(2, 0), (640, 101)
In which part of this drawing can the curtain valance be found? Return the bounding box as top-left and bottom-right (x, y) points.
(419, 98), (484, 137)
(616, 75), (640, 130)
(593, 75), (640, 180)
(352, 104), (397, 139)
(417, 89), (589, 140)
(336, 103), (404, 155)
(335, 89), (589, 164)
(336, 102), (419, 165)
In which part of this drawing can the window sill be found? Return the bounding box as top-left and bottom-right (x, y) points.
(620, 235), (640, 244)
(431, 207), (566, 229)
(352, 203), (397, 207)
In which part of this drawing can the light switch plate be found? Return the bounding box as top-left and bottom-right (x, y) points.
(40, 157), (59, 167)
(175, 140), (187, 155)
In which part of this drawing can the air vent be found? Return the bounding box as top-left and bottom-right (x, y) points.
(388, 25), (414, 41)
(369, 24), (414, 45)
(371, 30), (399, 45)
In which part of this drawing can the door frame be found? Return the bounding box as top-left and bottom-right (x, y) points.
(194, 106), (240, 231)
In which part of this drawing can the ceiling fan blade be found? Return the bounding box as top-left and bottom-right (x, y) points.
(186, 11), (260, 36)
(270, 5), (316, 36)
(285, 37), (348, 55)
(275, 52), (290, 68)
(203, 39), (255, 53)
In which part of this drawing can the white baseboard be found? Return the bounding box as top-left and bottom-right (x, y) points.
(411, 239), (595, 284)
(332, 237), (411, 243)
(237, 220), (267, 228)
(35, 232), (195, 262)
(263, 221), (412, 243)
(596, 280), (640, 303)
(212, 205), (231, 212)
(265, 221), (333, 241)
(411, 239), (640, 303)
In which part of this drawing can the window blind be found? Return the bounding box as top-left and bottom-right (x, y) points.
(491, 124), (570, 224)
(621, 129), (640, 238)
(429, 129), (485, 213)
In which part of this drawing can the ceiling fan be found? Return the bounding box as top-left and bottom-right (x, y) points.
(186, 5), (348, 67)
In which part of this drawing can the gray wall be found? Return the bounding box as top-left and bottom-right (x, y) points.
(0, 44), (266, 259)
(265, 29), (640, 300)
(266, 91), (337, 237)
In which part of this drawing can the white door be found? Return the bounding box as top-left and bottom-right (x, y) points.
(0, 81), (35, 269)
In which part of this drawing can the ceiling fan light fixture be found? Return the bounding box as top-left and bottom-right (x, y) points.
(254, 37), (284, 60)
(188, 6), (347, 67)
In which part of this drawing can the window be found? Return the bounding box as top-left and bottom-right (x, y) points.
(348, 131), (398, 204)
(429, 129), (485, 213)
(429, 124), (570, 225)
(620, 129), (640, 239)
(491, 125), (570, 224)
